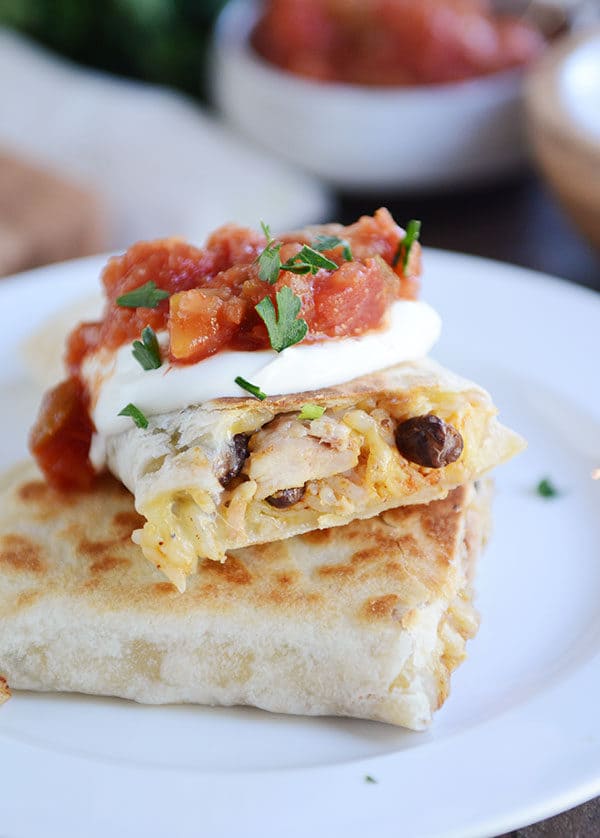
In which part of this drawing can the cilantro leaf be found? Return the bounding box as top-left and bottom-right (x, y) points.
(298, 404), (325, 420)
(257, 220), (283, 284)
(313, 234), (353, 262)
(281, 245), (337, 274)
(536, 477), (560, 498)
(364, 775), (378, 784)
(392, 219), (421, 270)
(116, 280), (170, 309)
(234, 376), (267, 400)
(257, 222), (339, 285)
(255, 287), (308, 352)
(132, 326), (162, 370)
(118, 403), (149, 429)
(258, 241), (283, 284)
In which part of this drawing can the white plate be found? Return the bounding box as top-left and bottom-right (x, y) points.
(1, 252), (599, 838)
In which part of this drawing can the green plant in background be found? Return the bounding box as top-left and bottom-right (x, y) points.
(0, 0), (228, 99)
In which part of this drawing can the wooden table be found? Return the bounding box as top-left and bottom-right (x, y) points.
(339, 172), (600, 836)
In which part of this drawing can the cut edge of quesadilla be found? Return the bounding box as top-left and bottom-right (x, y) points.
(0, 463), (491, 729)
(106, 358), (521, 590)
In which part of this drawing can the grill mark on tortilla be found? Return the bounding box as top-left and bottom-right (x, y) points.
(317, 534), (420, 580)
(113, 511), (145, 534)
(152, 582), (179, 596)
(90, 556), (131, 574)
(301, 528), (334, 546)
(17, 589), (42, 610)
(0, 534), (45, 573)
(79, 538), (124, 557)
(18, 480), (50, 503)
(201, 555), (253, 586)
(77, 513), (140, 557)
(362, 593), (400, 620)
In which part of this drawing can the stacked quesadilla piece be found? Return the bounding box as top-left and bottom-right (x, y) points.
(0, 466), (492, 729)
(0, 211), (524, 727)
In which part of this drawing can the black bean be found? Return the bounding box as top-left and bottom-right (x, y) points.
(266, 485), (306, 508)
(218, 433), (250, 487)
(395, 414), (463, 469)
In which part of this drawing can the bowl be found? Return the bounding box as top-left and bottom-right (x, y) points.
(525, 27), (600, 251)
(213, 0), (544, 193)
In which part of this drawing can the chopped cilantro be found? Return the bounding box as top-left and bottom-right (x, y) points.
(364, 775), (377, 784)
(313, 234), (353, 262)
(536, 477), (560, 498)
(132, 326), (162, 370)
(299, 404), (325, 421)
(281, 245), (337, 274)
(256, 287), (308, 353)
(257, 221), (283, 285)
(256, 221), (339, 285)
(118, 403), (149, 429)
(116, 280), (170, 309)
(392, 219), (421, 270)
(234, 376), (267, 400)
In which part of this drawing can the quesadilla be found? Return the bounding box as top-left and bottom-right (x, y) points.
(0, 463), (490, 729)
(28, 209), (523, 590)
(101, 358), (520, 590)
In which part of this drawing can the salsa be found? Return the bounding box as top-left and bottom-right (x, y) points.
(32, 209), (421, 489)
(252, 0), (545, 87)
(66, 208), (419, 370)
(29, 378), (96, 489)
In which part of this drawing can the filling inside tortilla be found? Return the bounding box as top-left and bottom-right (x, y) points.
(128, 385), (506, 590)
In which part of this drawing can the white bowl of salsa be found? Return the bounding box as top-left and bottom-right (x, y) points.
(212, 0), (551, 193)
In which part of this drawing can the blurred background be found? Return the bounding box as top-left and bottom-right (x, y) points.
(0, 0), (599, 290)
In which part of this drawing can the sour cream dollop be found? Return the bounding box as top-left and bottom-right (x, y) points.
(83, 299), (441, 438)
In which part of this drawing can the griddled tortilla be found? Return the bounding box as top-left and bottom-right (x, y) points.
(104, 357), (521, 589)
(0, 463), (491, 729)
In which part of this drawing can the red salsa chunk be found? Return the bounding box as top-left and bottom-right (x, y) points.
(34, 208), (421, 488)
(29, 378), (95, 490)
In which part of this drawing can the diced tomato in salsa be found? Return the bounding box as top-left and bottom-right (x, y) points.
(64, 208), (419, 370)
(170, 288), (246, 362)
(34, 208), (421, 488)
(29, 378), (95, 490)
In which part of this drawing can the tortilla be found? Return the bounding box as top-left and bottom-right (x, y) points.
(103, 357), (520, 589)
(0, 463), (491, 729)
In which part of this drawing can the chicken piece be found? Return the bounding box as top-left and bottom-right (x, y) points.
(245, 412), (360, 499)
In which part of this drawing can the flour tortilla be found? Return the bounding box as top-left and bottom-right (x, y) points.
(0, 463), (491, 729)
(104, 357), (520, 589)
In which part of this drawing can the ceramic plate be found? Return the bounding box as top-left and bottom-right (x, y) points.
(1, 251), (599, 838)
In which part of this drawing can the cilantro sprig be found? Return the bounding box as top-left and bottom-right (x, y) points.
(299, 404), (325, 421)
(280, 245), (337, 275)
(257, 222), (283, 284)
(536, 477), (560, 498)
(312, 234), (353, 262)
(256, 287), (308, 353)
(118, 403), (149, 429)
(392, 219), (421, 270)
(234, 376), (267, 400)
(116, 281), (170, 309)
(256, 222), (340, 284)
(132, 326), (162, 370)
